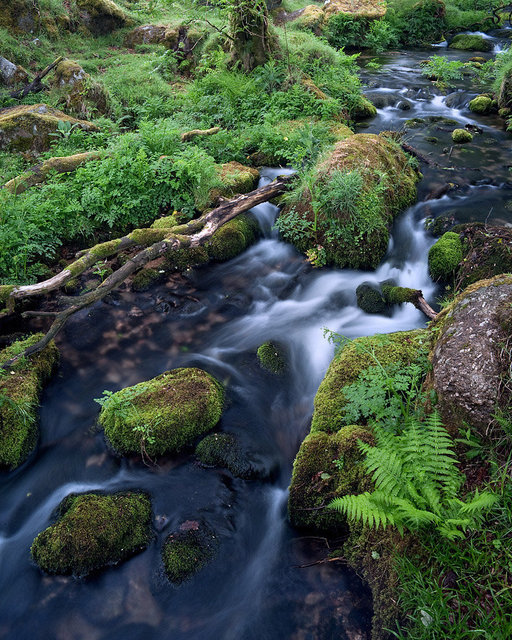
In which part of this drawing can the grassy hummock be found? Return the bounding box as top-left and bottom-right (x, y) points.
(0, 334), (59, 470)
(31, 491), (152, 576)
(98, 367), (224, 458)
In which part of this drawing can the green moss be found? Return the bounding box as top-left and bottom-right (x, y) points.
(208, 162), (259, 205)
(99, 367), (224, 458)
(311, 329), (430, 433)
(151, 213), (181, 229)
(76, 0), (132, 35)
(0, 334), (59, 469)
(196, 432), (255, 479)
(129, 228), (169, 246)
(452, 128), (473, 143)
(288, 425), (374, 534)
(31, 491), (152, 576)
(405, 118), (426, 128)
(356, 282), (388, 314)
(131, 267), (162, 292)
(449, 34), (493, 52)
(352, 96), (378, 119)
(207, 214), (259, 262)
(256, 341), (287, 375)
(469, 95), (493, 114)
(162, 524), (217, 584)
(381, 284), (419, 305)
(428, 231), (463, 281)
(0, 285), (15, 305)
(164, 246), (210, 271)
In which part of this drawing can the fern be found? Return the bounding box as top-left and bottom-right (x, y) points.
(328, 413), (498, 539)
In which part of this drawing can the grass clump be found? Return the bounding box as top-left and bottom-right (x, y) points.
(0, 334), (59, 470)
(31, 491), (152, 576)
(97, 367), (224, 459)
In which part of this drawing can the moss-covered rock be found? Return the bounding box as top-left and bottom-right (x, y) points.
(351, 96), (378, 119)
(76, 0), (132, 36)
(0, 56), (29, 87)
(124, 23), (168, 47)
(131, 267), (163, 292)
(356, 282), (388, 314)
(162, 521), (218, 583)
(295, 5), (325, 31)
(207, 214), (259, 262)
(278, 133), (418, 270)
(0, 0), (37, 33)
(52, 59), (109, 117)
(256, 341), (288, 375)
(164, 246), (210, 271)
(428, 231), (463, 281)
(0, 104), (98, 153)
(449, 34), (493, 52)
(0, 334), (59, 470)
(311, 329), (430, 434)
(498, 68), (512, 110)
(196, 432), (260, 479)
(31, 492), (152, 576)
(99, 368), (224, 458)
(468, 95), (493, 114)
(323, 0), (387, 19)
(213, 162), (260, 200)
(452, 128), (472, 143)
(288, 425), (374, 534)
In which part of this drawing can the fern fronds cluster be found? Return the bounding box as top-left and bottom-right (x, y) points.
(329, 413), (497, 540)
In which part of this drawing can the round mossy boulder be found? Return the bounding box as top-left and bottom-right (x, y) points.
(452, 128), (473, 143)
(288, 425), (374, 534)
(468, 95), (493, 115)
(428, 231), (463, 281)
(0, 334), (59, 470)
(356, 282), (388, 314)
(257, 341), (288, 375)
(98, 368), (224, 458)
(207, 214), (259, 262)
(162, 521), (218, 583)
(277, 133), (418, 270)
(449, 34), (492, 52)
(31, 491), (152, 576)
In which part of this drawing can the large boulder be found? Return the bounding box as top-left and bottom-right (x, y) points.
(277, 133), (418, 269)
(0, 334), (59, 470)
(76, 0), (132, 36)
(430, 275), (512, 436)
(31, 492), (152, 576)
(52, 59), (109, 117)
(0, 104), (98, 152)
(98, 368), (224, 458)
(207, 214), (259, 262)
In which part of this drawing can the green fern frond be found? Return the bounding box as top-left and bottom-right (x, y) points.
(459, 490), (499, 514)
(362, 445), (405, 497)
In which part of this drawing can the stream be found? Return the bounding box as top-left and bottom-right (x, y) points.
(1, 29), (512, 640)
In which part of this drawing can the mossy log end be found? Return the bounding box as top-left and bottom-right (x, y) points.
(1, 174), (295, 368)
(382, 284), (437, 319)
(181, 127), (220, 142)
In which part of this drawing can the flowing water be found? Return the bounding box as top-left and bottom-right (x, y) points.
(1, 30), (512, 640)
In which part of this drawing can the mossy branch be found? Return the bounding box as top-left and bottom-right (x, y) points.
(1, 174), (295, 368)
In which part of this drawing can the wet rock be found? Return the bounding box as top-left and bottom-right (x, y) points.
(162, 521), (218, 583)
(0, 104), (98, 152)
(469, 95), (493, 115)
(98, 367), (224, 458)
(257, 340), (288, 374)
(196, 432), (270, 479)
(430, 275), (512, 436)
(131, 267), (164, 292)
(356, 282), (388, 314)
(449, 34), (493, 52)
(31, 491), (152, 576)
(0, 334), (59, 469)
(424, 212), (457, 237)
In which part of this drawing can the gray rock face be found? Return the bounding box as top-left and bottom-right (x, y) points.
(0, 57), (29, 86)
(431, 276), (512, 434)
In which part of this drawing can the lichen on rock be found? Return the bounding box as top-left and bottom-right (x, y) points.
(31, 491), (152, 576)
(0, 334), (59, 470)
(98, 367), (224, 458)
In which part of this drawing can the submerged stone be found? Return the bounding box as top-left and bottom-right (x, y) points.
(196, 432), (261, 479)
(31, 491), (152, 576)
(98, 368), (224, 458)
(162, 521), (218, 583)
(256, 341), (288, 375)
(0, 334), (59, 470)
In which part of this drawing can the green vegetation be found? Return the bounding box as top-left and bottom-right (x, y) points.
(0, 334), (59, 469)
(428, 230), (463, 281)
(469, 94), (493, 114)
(96, 367), (224, 458)
(31, 491), (152, 576)
(449, 33), (493, 52)
(451, 128), (473, 143)
(196, 432), (256, 479)
(256, 341), (288, 374)
(162, 524), (218, 583)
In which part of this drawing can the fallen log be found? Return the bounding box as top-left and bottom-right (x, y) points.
(1, 173), (295, 367)
(181, 127), (220, 142)
(3, 152), (102, 195)
(382, 284), (437, 320)
(10, 56), (64, 99)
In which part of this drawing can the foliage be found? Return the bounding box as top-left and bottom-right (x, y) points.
(329, 413), (498, 540)
(421, 55), (466, 85)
